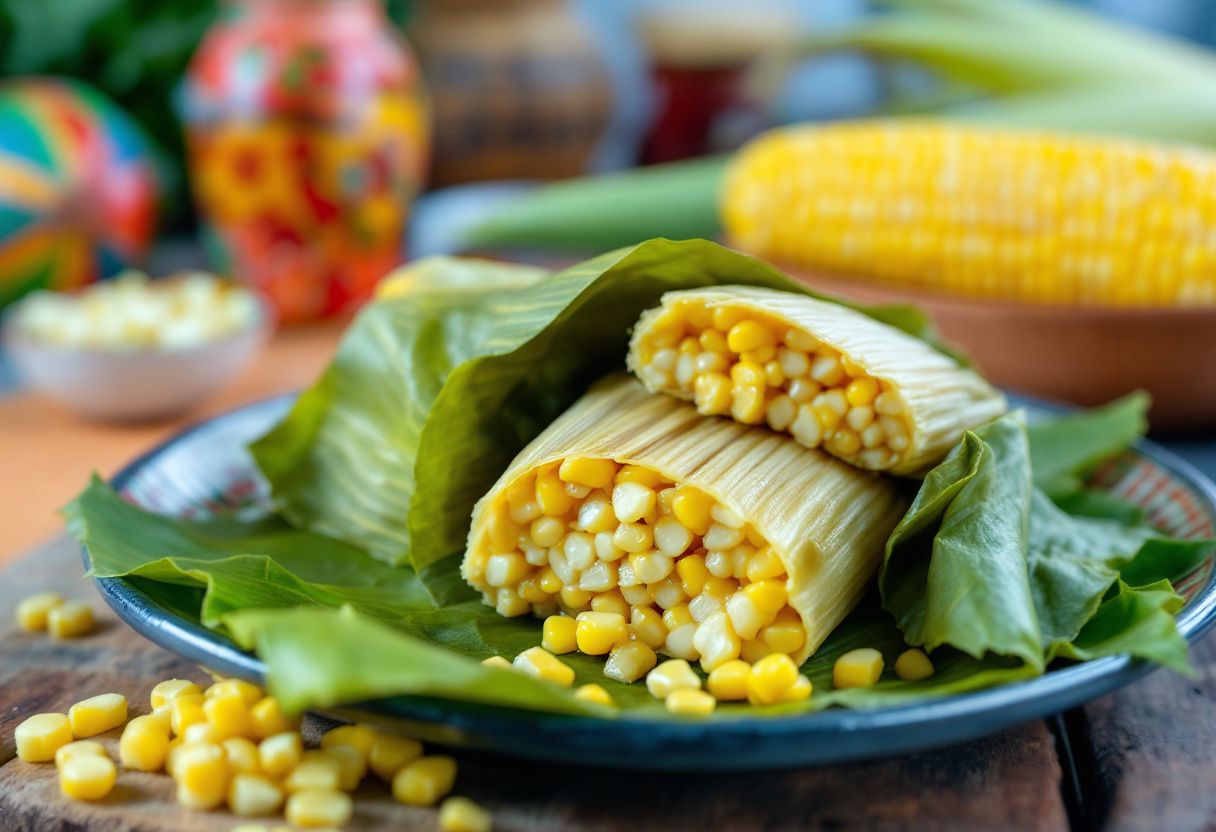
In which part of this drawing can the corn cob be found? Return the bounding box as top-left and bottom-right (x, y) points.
(628, 286), (1005, 475)
(721, 120), (1216, 307)
(462, 374), (908, 674)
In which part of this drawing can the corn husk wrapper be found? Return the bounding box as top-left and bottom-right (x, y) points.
(628, 286), (1007, 475)
(463, 374), (909, 662)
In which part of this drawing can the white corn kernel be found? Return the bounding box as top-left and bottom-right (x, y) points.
(777, 347), (810, 378)
(766, 395), (796, 431)
(653, 516), (693, 557)
(605, 640), (658, 682)
(579, 559), (618, 592)
(692, 611), (742, 671)
(703, 524), (743, 551)
(688, 591), (723, 622)
(650, 576), (686, 609)
(564, 533), (596, 571)
(612, 482), (656, 524)
(630, 551), (674, 584)
(664, 623), (699, 661)
(790, 405), (822, 447)
(710, 503), (744, 529)
(646, 659), (702, 700)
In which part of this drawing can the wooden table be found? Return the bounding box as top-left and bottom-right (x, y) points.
(1, 534), (1213, 831)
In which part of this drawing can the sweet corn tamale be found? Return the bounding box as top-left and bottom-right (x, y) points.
(627, 286), (1006, 475)
(462, 375), (908, 674)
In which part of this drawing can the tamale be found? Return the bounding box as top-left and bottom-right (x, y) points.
(627, 286), (1006, 474)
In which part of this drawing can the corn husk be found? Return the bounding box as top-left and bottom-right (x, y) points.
(463, 374), (909, 661)
(628, 286), (1006, 475)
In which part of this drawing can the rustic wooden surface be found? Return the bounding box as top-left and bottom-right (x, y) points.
(0, 534), (1209, 831)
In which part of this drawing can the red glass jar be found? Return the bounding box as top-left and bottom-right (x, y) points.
(182, 0), (428, 322)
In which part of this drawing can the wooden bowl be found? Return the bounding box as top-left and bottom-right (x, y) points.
(782, 268), (1216, 433)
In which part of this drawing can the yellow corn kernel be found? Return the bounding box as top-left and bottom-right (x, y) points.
(285, 788), (353, 828)
(646, 659), (701, 700)
(513, 646), (575, 687)
(671, 486), (714, 535)
(207, 678), (264, 707)
(698, 328), (728, 352)
(894, 648), (935, 681)
(68, 693), (127, 738)
(729, 360), (766, 387)
(575, 611), (628, 655)
(224, 737), (261, 775)
(150, 679), (202, 710)
(323, 744), (367, 791)
(827, 428), (862, 457)
(745, 547), (785, 582)
(249, 696), (299, 740)
(284, 755), (342, 793)
(165, 737), (184, 777)
(727, 320), (774, 354)
(707, 659), (751, 701)
(203, 693), (250, 740)
(741, 579), (787, 613)
(731, 385), (767, 424)
(184, 722), (222, 745)
(675, 554), (709, 597)
(16, 713), (73, 762)
(120, 715), (171, 772)
(320, 723), (377, 758)
(393, 755), (457, 807)
(747, 653), (800, 705)
(59, 754), (117, 801)
(614, 464), (666, 488)
(170, 694), (206, 736)
(694, 372), (733, 415)
(368, 733), (423, 781)
(605, 640), (658, 683)
(711, 305), (746, 331)
(536, 470), (575, 516)
(439, 796), (493, 832)
(592, 590), (630, 618)
(485, 506), (519, 551)
(481, 655), (512, 670)
(782, 675), (814, 703)
(228, 773), (284, 817)
(833, 648), (885, 689)
(258, 731), (303, 778)
(54, 739), (107, 769)
(573, 683), (615, 707)
(665, 688), (717, 716)
(559, 586), (592, 608)
(845, 377), (879, 406)
(760, 616), (807, 656)
(16, 591), (63, 631)
(174, 742), (230, 811)
(47, 600), (93, 638)
(542, 615), (577, 654)
(559, 456), (618, 490)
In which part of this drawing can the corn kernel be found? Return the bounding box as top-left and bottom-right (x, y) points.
(712, 305), (746, 332)
(369, 733), (423, 781)
(174, 742), (229, 811)
(47, 601), (93, 638)
(249, 696), (298, 740)
(646, 659), (701, 700)
(628, 606), (666, 649)
(16, 713), (73, 762)
(119, 716), (170, 772)
(559, 456), (618, 490)
(393, 755), (457, 806)
(228, 773), (284, 817)
(613, 522), (653, 554)
(68, 693), (127, 738)
(184, 722), (222, 745)
(782, 675), (813, 703)
(612, 481), (656, 524)
(224, 737), (261, 775)
(259, 731), (303, 778)
(320, 723), (377, 758)
(513, 646), (575, 687)
(671, 487), (714, 535)
(54, 739), (107, 769)
(745, 547), (785, 582)
(150, 679), (202, 710)
(662, 604), (694, 631)
(694, 372), (733, 415)
(284, 754), (342, 793)
(699, 327), (729, 352)
(833, 648), (885, 689)
(576, 611), (629, 655)
(573, 683), (615, 707)
(741, 638), (774, 664)
(605, 640), (657, 683)
(691, 611), (742, 671)
(591, 590), (630, 618)
(203, 693), (250, 740)
(665, 688), (717, 716)
(536, 470), (576, 516)
(895, 648), (935, 681)
(16, 591), (63, 631)
(207, 678), (263, 707)
(731, 385), (767, 424)
(323, 744), (367, 791)
(170, 694), (206, 736)
(845, 377), (879, 406)
(542, 615), (577, 654)
(59, 753), (117, 801)
(439, 796), (493, 832)
(481, 655), (512, 670)
(286, 788), (353, 828)
(760, 616), (807, 655)
(707, 659), (751, 701)
(485, 553), (528, 588)
(747, 653), (800, 705)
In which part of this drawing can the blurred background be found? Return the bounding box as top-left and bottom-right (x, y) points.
(4, 0), (1216, 554)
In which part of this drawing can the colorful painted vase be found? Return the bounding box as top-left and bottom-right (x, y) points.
(181, 0), (429, 323)
(0, 78), (159, 308)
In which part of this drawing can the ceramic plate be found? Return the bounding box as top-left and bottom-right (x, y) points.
(87, 395), (1216, 771)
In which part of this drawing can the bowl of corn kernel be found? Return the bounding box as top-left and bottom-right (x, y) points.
(3, 271), (270, 421)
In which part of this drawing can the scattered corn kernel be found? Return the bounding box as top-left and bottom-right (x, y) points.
(393, 755), (457, 806)
(512, 647), (575, 687)
(170, 694), (207, 736)
(259, 731), (304, 778)
(207, 678), (264, 707)
(439, 796), (493, 832)
(284, 755), (342, 793)
(223, 736), (261, 775)
(174, 742), (230, 811)
(368, 733), (423, 781)
(54, 740), (107, 769)
(323, 743), (367, 791)
(150, 679), (202, 710)
(120, 715), (171, 772)
(320, 723), (377, 758)
(203, 693), (251, 740)
(16, 713), (74, 762)
(559, 456), (617, 490)
(16, 591), (63, 631)
(894, 648), (935, 681)
(68, 693), (127, 738)
(573, 684), (615, 707)
(707, 659), (751, 701)
(184, 721), (222, 746)
(665, 688), (717, 716)
(228, 773), (285, 817)
(646, 659), (701, 700)
(575, 611), (628, 655)
(481, 655), (512, 670)
(285, 788), (353, 828)
(59, 753), (117, 801)
(542, 615), (577, 654)
(833, 648), (885, 689)
(604, 640), (657, 683)
(249, 696), (298, 740)
(47, 601), (93, 638)
(747, 653), (800, 705)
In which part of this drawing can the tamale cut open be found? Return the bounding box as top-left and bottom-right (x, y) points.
(628, 286), (1006, 474)
(462, 374), (909, 675)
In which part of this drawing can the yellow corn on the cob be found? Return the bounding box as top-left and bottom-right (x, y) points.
(722, 120), (1216, 307)
(462, 374), (907, 673)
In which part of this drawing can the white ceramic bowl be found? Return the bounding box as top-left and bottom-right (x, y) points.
(3, 303), (272, 423)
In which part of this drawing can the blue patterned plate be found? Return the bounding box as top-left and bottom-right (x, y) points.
(88, 395), (1216, 770)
